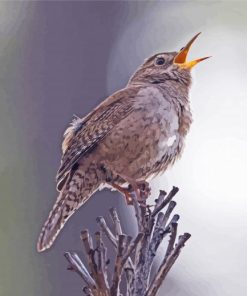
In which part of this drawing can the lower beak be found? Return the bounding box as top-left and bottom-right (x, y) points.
(174, 32), (210, 69)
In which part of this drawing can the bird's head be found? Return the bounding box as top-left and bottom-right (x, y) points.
(129, 33), (210, 88)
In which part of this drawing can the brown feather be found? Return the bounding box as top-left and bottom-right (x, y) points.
(56, 87), (140, 186)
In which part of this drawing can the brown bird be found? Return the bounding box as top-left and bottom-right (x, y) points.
(37, 33), (209, 252)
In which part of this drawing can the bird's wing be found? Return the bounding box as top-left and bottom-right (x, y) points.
(56, 87), (139, 188)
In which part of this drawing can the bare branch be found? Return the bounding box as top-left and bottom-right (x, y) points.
(146, 233), (191, 296)
(96, 217), (134, 285)
(81, 230), (98, 281)
(64, 252), (96, 290)
(109, 208), (123, 236)
(130, 190), (145, 233)
(96, 215), (135, 275)
(94, 231), (110, 291)
(153, 190), (167, 213)
(123, 232), (144, 264)
(151, 186), (179, 217)
(161, 200), (177, 228)
(164, 222), (178, 261)
(64, 186), (191, 296)
(164, 214), (180, 232)
(96, 216), (117, 248)
(125, 267), (135, 296)
(111, 234), (130, 295)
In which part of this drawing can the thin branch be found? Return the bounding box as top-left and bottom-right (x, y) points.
(153, 190), (167, 214)
(64, 186), (191, 296)
(151, 186), (179, 218)
(81, 230), (98, 281)
(109, 208), (123, 236)
(64, 252), (96, 290)
(130, 190), (145, 233)
(147, 203), (178, 270)
(122, 232), (144, 264)
(96, 215), (135, 275)
(164, 222), (178, 261)
(111, 234), (130, 295)
(164, 214), (180, 232)
(96, 216), (117, 248)
(146, 233), (191, 296)
(94, 231), (110, 291)
(161, 200), (177, 228)
(125, 267), (135, 296)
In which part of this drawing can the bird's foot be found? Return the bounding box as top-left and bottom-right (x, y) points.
(110, 183), (134, 205)
(136, 180), (151, 200)
(109, 173), (151, 206)
(122, 180), (151, 208)
(128, 180), (151, 203)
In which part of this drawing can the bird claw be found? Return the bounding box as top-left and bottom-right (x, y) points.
(137, 180), (151, 200)
(109, 177), (151, 206)
(128, 180), (151, 201)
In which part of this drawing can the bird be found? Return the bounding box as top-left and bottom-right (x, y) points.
(37, 32), (209, 252)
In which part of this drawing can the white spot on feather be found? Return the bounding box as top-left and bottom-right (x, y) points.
(167, 135), (176, 147)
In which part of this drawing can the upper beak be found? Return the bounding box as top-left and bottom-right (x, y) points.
(174, 32), (210, 69)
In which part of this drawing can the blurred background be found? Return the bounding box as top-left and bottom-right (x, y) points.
(0, 1), (247, 295)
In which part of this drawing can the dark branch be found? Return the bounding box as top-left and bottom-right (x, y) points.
(64, 186), (191, 296)
(152, 186), (179, 217)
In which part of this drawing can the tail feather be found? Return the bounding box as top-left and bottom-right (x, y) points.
(37, 193), (67, 252)
(37, 164), (101, 252)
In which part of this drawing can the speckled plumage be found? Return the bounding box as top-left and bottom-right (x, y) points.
(37, 36), (208, 252)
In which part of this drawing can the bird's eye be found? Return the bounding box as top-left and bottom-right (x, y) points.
(155, 57), (165, 65)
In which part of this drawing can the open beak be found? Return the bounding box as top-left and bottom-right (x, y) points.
(174, 32), (210, 69)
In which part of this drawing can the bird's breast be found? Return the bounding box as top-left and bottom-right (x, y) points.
(132, 86), (190, 178)
(116, 86), (182, 178)
(98, 86), (191, 181)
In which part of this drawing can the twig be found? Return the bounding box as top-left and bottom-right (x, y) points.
(152, 186), (179, 217)
(146, 233), (191, 296)
(161, 200), (177, 228)
(81, 230), (98, 280)
(153, 190), (167, 214)
(96, 215), (135, 270)
(130, 190), (145, 233)
(64, 252), (96, 290)
(96, 216), (117, 248)
(64, 186), (191, 296)
(94, 231), (110, 291)
(111, 234), (130, 295)
(122, 233), (144, 264)
(164, 222), (178, 261)
(109, 208), (123, 236)
(125, 266), (135, 296)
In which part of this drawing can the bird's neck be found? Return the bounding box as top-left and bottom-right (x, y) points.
(161, 79), (190, 106)
(128, 80), (190, 107)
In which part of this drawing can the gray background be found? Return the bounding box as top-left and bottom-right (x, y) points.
(0, 1), (247, 296)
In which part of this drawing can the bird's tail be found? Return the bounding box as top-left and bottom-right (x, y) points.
(37, 163), (102, 252)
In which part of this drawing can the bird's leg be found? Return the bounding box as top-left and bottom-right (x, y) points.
(99, 164), (134, 205)
(110, 181), (146, 206)
(114, 174), (151, 205)
(110, 183), (134, 205)
(100, 164), (150, 205)
(127, 179), (151, 204)
(135, 180), (151, 200)
(110, 174), (144, 204)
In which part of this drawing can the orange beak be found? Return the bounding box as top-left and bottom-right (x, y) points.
(174, 32), (210, 69)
